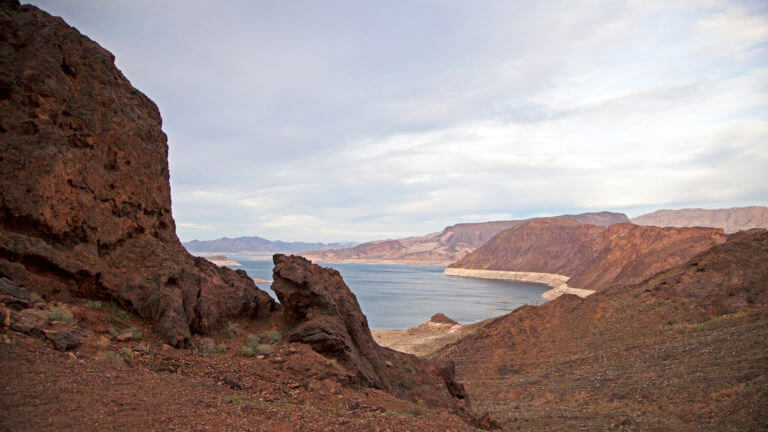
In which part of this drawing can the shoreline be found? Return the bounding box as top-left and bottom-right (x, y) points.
(443, 268), (595, 300)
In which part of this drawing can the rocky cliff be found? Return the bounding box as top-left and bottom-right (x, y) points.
(450, 219), (727, 291)
(0, 1), (275, 346)
(436, 229), (768, 429)
(303, 212), (630, 265)
(632, 206), (768, 233)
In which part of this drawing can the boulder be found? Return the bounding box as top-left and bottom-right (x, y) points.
(0, 277), (31, 310)
(44, 330), (80, 350)
(429, 313), (458, 325)
(0, 1), (275, 346)
(272, 254), (388, 389)
(10, 308), (47, 335)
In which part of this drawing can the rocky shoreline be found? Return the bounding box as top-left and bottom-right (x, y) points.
(443, 268), (595, 300)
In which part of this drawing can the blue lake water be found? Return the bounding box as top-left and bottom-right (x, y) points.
(231, 256), (548, 330)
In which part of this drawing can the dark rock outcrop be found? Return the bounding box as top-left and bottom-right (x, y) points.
(429, 313), (458, 325)
(272, 254), (388, 389)
(44, 329), (80, 350)
(0, 1), (275, 346)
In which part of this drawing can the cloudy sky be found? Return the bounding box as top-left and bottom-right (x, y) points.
(31, 0), (768, 242)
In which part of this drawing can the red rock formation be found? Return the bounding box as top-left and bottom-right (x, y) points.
(0, 1), (275, 346)
(450, 219), (727, 291)
(272, 254), (388, 389)
(271, 254), (495, 427)
(304, 212), (630, 265)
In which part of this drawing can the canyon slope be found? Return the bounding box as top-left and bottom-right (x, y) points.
(303, 212), (629, 265)
(184, 236), (355, 255)
(435, 229), (768, 430)
(632, 206), (768, 233)
(0, 3), (489, 430)
(449, 219), (727, 292)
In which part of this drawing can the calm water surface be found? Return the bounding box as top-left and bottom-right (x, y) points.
(231, 256), (548, 330)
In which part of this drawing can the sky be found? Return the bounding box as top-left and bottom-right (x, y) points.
(30, 0), (768, 242)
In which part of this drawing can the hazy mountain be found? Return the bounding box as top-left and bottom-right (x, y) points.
(183, 236), (357, 254)
(302, 212), (630, 265)
(632, 206), (768, 233)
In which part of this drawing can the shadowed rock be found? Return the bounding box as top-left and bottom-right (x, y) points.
(0, 0), (275, 346)
(272, 254), (388, 389)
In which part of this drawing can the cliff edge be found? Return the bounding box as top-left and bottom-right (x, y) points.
(0, 1), (275, 346)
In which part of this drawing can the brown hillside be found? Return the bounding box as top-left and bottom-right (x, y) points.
(451, 219), (727, 291)
(632, 206), (768, 233)
(436, 229), (768, 430)
(303, 212), (629, 265)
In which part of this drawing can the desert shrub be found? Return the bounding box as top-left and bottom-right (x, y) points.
(84, 300), (102, 309)
(253, 344), (273, 355)
(98, 350), (125, 367)
(242, 334), (272, 356)
(245, 334), (260, 349)
(106, 301), (129, 322)
(215, 344), (228, 353)
(46, 306), (74, 324)
(260, 329), (282, 344)
(223, 322), (241, 338)
(107, 327), (119, 337)
(120, 347), (133, 358)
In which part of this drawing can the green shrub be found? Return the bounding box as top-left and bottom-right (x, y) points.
(215, 344), (228, 353)
(46, 306), (74, 324)
(241, 345), (255, 357)
(107, 327), (119, 337)
(125, 327), (142, 341)
(260, 329), (282, 344)
(242, 334), (272, 356)
(254, 344), (273, 355)
(98, 350), (125, 367)
(120, 347), (133, 358)
(84, 300), (102, 309)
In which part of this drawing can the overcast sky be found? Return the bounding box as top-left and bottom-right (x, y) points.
(30, 0), (768, 242)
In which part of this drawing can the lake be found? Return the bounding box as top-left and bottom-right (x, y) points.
(232, 256), (549, 330)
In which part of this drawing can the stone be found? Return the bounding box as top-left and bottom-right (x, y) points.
(194, 336), (216, 355)
(428, 313), (458, 325)
(45, 330), (80, 350)
(0, 304), (10, 328)
(272, 254), (388, 389)
(0, 278), (31, 310)
(0, 1), (276, 346)
(116, 332), (134, 342)
(10, 309), (47, 335)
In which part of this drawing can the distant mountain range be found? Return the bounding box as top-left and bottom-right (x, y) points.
(631, 206), (768, 233)
(183, 236), (357, 254)
(301, 212), (630, 265)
